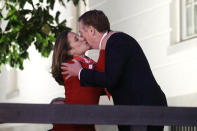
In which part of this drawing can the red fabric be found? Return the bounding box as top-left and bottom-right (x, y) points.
(53, 56), (101, 131)
(95, 50), (111, 100)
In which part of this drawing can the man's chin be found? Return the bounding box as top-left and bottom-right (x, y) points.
(86, 45), (92, 50)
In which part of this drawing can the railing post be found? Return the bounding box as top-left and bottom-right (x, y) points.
(130, 126), (147, 131)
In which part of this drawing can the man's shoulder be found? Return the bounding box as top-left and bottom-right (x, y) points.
(105, 32), (140, 54)
(107, 32), (137, 47)
(108, 32), (136, 43)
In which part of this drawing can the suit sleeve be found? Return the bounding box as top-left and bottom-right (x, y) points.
(80, 34), (130, 89)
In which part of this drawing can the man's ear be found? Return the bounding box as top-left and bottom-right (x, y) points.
(89, 26), (96, 36)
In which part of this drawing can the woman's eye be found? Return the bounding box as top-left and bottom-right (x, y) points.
(75, 37), (79, 41)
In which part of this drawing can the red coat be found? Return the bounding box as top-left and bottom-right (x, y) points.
(53, 56), (102, 131)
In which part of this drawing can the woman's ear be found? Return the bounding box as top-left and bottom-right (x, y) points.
(68, 49), (74, 56)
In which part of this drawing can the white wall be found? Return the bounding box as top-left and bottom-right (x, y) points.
(0, 66), (17, 101)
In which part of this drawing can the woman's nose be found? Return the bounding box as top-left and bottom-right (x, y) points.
(78, 36), (85, 42)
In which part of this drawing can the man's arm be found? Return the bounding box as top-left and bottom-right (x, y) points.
(80, 34), (130, 89)
(61, 59), (82, 79)
(80, 69), (106, 87)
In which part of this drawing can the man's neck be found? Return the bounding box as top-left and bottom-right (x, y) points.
(74, 54), (85, 57)
(95, 32), (107, 49)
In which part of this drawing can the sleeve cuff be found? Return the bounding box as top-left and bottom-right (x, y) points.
(78, 68), (83, 80)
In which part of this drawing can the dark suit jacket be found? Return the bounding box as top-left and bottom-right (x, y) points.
(80, 32), (167, 106)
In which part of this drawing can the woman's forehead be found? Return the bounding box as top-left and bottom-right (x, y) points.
(68, 32), (79, 37)
(67, 32), (79, 43)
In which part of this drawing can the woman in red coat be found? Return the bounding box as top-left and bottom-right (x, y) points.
(51, 31), (103, 131)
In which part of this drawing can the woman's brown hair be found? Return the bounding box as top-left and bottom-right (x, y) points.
(51, 31), (73, 85)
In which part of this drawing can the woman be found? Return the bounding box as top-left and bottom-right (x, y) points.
(51, 31), (102, 131)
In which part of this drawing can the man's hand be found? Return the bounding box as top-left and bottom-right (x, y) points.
(61, 59), (82, 80)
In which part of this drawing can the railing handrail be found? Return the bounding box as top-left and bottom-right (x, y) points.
(0, 103), (197, 126)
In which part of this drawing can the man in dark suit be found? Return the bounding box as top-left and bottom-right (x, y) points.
(61, 10), (167, 131)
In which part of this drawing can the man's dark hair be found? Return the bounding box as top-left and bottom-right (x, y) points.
(78, 10), (110, 33)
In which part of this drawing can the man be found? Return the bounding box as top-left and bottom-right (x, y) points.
(61, 10), (167, 131)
